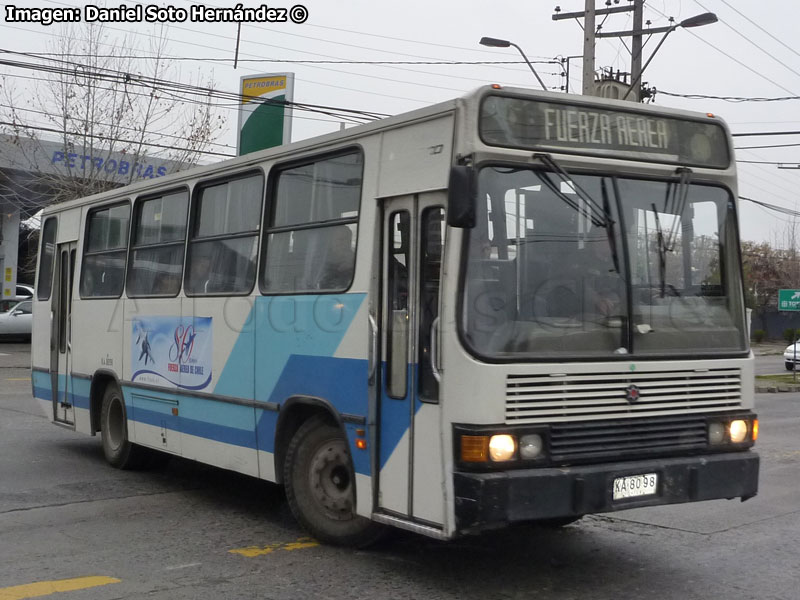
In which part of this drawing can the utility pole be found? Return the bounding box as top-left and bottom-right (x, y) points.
(630, 0), (643, 102)
(554, 0), (675, 100)
(582, 0), (596, 96)
(553, 1), (638, 97)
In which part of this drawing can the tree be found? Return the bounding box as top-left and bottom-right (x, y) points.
(0, 22), (226, 206)
(741, 240), (800, 317)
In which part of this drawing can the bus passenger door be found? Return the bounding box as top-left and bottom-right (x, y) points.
(51, 243), (77, 425)
(378, 194), (445, 525)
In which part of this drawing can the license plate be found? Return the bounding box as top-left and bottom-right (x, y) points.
(613, 473), (658, 500)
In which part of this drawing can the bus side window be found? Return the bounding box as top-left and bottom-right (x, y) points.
(386, 211), (409, 399)
(186, 173), (263, 296)
(261, 151), (362, 295)
(80, 202), (130, 299)
(37, 218), (58, 300)
(127, 190), (188, 297)
(418, 207), (445, 402)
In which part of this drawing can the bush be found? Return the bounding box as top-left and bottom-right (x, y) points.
(752, 330), (766, 343)
(783, 328), (800, 343)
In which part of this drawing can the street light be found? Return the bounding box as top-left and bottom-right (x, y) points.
(622, 12), (718, 101)
(479, 36), (548, 91)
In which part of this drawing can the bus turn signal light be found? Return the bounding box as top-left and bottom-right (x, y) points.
(752, 419), (759, 442)
(461, 435), (489, 462)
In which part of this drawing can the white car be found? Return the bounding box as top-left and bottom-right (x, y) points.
(0, 300), (32, 340)
(0, 284), (34, 314)
(784, 343), (800, 370)
(15, 284), (34, 298)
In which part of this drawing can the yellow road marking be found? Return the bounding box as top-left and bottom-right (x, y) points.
(229, 537), (319, 557)
(0, 576), (120, 600)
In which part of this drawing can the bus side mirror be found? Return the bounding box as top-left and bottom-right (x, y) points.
(447, 166), (476, 229)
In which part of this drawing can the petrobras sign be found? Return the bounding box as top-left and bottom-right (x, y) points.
(237, 72), (294, 155)
(131, 316), (213, 390)
(50, 151), (169, 180)
(0, 133), (187, 185)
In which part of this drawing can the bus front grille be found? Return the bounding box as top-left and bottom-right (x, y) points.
(505, 367), (742, 424)
(548, 415), (709, 463)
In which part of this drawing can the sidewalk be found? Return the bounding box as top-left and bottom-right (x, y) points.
(751, 341), (786, 356)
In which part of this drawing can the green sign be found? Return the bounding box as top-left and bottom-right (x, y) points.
(237, 73), (294, 155)
(779, 289), (800, 311)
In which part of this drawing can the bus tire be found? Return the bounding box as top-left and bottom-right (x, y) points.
(100, 384), (147, 470)
(284, 416), (383, 547)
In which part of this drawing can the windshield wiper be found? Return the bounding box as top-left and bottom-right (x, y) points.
(601, 177), (620, 274)
(533, 154), (621, 274)
(533, 153), (609, 228)
(652, 167), (692, 298)
(664, 167), (692, 252)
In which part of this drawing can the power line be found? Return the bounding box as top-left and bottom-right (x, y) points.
(738, 160), (800, 166)
(732, 131), (800, 137)
(0, 22), (438, 105)
(736, 143), (800, 150)
(0, 102), (238, 150)
(740, 196), (800, 219)
(19, 52), (559, 66)
(37, 0), (552, 90)
(0, 51), (390, 122)
(305, 20), (553, 60)
(717, 0), (800, 61)
(1, 69), (374, 127)
(659, 90), (800, 102)
(694, 0), (800, 85)
(0, 120), (235, 158)
(645, 4), (799, 97)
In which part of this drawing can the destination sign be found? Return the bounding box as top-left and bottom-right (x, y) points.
(480, 95), (730, 168)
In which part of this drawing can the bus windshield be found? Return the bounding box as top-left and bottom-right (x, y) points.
(460, 166), (747, 360)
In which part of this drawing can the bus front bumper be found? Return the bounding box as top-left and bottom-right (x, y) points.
(453, 451), (759, 534)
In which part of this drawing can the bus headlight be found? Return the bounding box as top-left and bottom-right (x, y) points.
(708, 422), (725, 444)
(489, 434), (516, 461)
(519, 434), (543, 459)
(729, 420), (748, 443)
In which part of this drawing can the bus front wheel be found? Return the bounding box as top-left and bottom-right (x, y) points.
(100, 384), (149, 469)
(284, 416), (382, 547)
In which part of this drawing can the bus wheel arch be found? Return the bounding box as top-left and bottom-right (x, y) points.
(282, 413), (382, 546)
(89, 370), (120, 435)
(274, 396), (343, 486)
(94, 376), (163, 470)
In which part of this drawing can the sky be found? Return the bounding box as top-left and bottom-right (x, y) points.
(1, 0), (799, 245)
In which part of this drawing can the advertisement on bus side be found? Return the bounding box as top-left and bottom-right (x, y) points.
(131, 316), (213, 390)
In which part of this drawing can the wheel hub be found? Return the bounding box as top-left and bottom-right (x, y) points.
(309, 440), (354, 520)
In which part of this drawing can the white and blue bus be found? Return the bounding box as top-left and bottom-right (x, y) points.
(31, 86), (759, 545)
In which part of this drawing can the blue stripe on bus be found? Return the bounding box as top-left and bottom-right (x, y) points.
(33, 385), (52, 402)
(249, 294), (366, 404)
(378, 364), (425, 470)
(32, 372), (90, 409)
(264, 355), (368, 412)
(124, 385), (258, 430)
(259, 354), (372, 475)
(130, 406), (258, 449)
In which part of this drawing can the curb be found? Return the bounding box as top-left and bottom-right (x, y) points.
(755, 385), (800, 393)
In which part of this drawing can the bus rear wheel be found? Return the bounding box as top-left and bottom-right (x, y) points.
(100, 384), (151, 469)
(284, 416), (383, 547)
